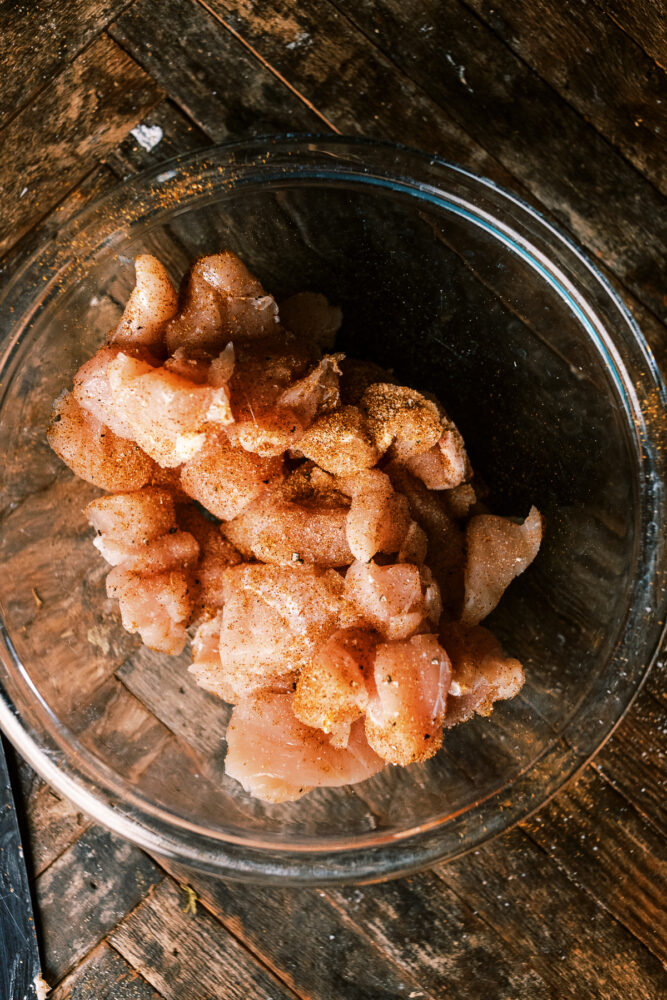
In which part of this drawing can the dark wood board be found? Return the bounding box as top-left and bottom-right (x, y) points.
(0, 1), (665, 997)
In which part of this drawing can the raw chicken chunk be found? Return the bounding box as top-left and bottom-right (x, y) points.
(164, 252), (279, 354)
(279, 291), (342, 351)
(110, 254), (178, 352)
(180, 432), (284, 521)
(189, 613), (225, 696)
(297, 406), (379, 476)
(404, 424), (469, 490)
(387, 462), (466, 619)
(106, 567), (193, 654)
(225, 692), (384, 802)
(223, 493), (352, 567)
(344, 560), (433, 640)
(73, 345), (144, 440)
(462, 506), (543, 625)
(47, 392), (161, 492)
(361, 383), (442, 460)
(440, 623), (525, 726)
(225, 333), (319, 456)
(293, 628), (379, 747)
(107, 353), (233, 467)
(86, 486), (176, 556)
(340, 470), (412, 563)
(216, 564), (346, 701)
(365, 634), (451, 766)
(177, 504), (242, 614)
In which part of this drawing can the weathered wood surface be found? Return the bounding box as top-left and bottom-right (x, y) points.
(0, 1), (665, 997)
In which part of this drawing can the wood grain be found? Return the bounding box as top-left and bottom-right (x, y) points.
(440, 827), (667, 1000)
(196, 0), (522, 186)
(162, 863), (547, 1000)
(0, 34), (163, 254)
(0, 1), (135, 125)
(594, 0), (667, 69)
(327, 0), (667, 320)
(110, 878), (299, 1000)
(594, 688), (667, 834)
(523, 768), (667, 963)
(49, 943), (162, 1000)
(109, 0), (323, 141)
(36, 826), (163, 984)
(22, 780), (90, 878)
(461, 0), (667, 194)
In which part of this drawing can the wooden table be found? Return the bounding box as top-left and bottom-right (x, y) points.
(1, 2), (665, 997)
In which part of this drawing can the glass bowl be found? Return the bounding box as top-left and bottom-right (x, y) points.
(0, 137), (664, 885)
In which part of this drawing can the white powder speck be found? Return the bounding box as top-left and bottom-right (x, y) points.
(131, 124), (164, 152)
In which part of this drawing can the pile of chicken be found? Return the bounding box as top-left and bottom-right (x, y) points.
(48, 251), (542, 803)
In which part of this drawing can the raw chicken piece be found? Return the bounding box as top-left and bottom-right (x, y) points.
(338, 358), (397, 406)
(217, 564), (346, 701)
(361, 383), (443, 460)
(365, 633), (451, 766)
(119, 531), (200, 574)
(279, 291), (342, 351)
(47, 392), (160, 492)
(462, 506), (543, 625)
(225, 692), (384, 802)
(276, 354), (343, 429)
(223, 492), (352, 567)
(86, 486), (176, 554)
(297, 406), (380, 476)
(189, 613), (225, 696)
(344, 560), (432, 640)
(387, 462), (466, 619)
(293, 628), (379, 747)
(164, 252), (279, 354)
(398, 521), (429, 565)
(340, 469), (412, 563)
(444, 482), (477, 520)
(106, 566), (193, 654)
(107, 352), (233, 467)
(110, 254), (178, 352)
(177, 504), (242, 614)
(405, 424), (469, 490)
(440, 622), (525, 726)
(180, 431), (283, 521)
(225, 333), (318, 456)
(73, 345), (145, 439)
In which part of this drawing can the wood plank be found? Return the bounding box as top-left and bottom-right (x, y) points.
(593, 687), (667, 835)
(110, 877), (299, 1000)
(0, 477), (140, 720)
(439, 826), (667, 1000)
(522, 767), (667, 964)
(108, 0), (323, 141)
(22, 781), (90, 878)
(104, 99), (212, 178)
(594, 0), (667, 70)
(160, 861), (547, 999)
(67, 676), (172, 783)
(0, 1), (135, 126)
(194, 0), (523, 184)
(460, 0), (667, 195)
(323, 0), (667, 320)
(646, 645), (666, 707)
(36, 826), (163, 984)
(0, 34), (163, 254)
(49, 943), (162, 1000)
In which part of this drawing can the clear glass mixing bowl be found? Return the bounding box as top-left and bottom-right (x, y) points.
(0, 137), (664, 884)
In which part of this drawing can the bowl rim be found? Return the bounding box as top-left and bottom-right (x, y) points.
(0, 133), (665, 884)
